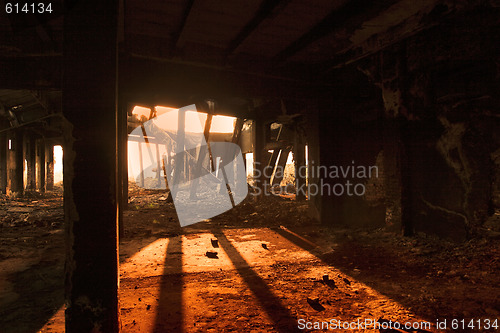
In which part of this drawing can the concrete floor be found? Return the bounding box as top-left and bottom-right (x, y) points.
(2, 189), (499, 332)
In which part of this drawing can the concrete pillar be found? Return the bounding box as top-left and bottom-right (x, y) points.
(253, 118), (266, 195)
(305, 105), (321, 220)
(319, 99), (385, 228)
(63, 0), (120, 331)
(118, 101), (129, 238)
(45, 144), (54, 191)
(0, 129), (7, 194)
(12, 129), (24, 195)
(36, 138), (46, 192)
(171, 108), (186, 199)
(26, 134), (36, 191)
(293, 124), (306, 201)
(400, 120), (413, 236)
(382, 119), (405, 233)
(155, 143), (161, 185)
(138, 141), (144, 187)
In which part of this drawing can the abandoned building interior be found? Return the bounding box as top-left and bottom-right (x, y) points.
(0, 0), (499, 332)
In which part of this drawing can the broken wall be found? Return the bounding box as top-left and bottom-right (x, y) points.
(318, 70), (387, 229)
(359, 4), (500, 241)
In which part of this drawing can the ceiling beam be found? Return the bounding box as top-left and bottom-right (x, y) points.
(273, 0), (399, 63)
(224, 0), (290, 60)
(320, 1), (475, 72)
(170, 0), (195, 57)
(121, 54), (333, 112)
(0, 55), (62, 90)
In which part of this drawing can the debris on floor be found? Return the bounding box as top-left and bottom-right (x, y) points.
(1, 183), (499, 332)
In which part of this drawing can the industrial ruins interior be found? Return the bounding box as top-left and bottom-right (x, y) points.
(0, 0), (499, 332)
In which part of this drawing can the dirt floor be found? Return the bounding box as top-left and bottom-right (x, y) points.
(0, 184), (499, 332)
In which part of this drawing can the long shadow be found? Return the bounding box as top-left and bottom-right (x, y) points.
(0, 207), (182, 333)
(0, 245), (64, 333)
(211, 226), (301, 333)
(153, 232), (184, 333)
(271, 224), (497, 324)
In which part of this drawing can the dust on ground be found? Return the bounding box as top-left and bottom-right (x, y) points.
(0, 183), (499, 332)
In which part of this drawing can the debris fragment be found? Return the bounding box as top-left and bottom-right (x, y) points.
(211, 238), (219, 248)
(261, 243), (268, 250)
(343, 277), (351, 285)
(205, 251), (218, 259)
(306, 297), (325, 311)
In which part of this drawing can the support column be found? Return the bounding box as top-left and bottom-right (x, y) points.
(26, 134), (36, 191)
(37, 138), (46, 193)
(138, 141), (144, 187)
(63, 0), (119, 331)
(293, 124), (306, 201)
(305, 104), (321, 220)
(253, 118), (266, 196)
(45, 144), (54, 191)
(400, 120), (413, 236)
(117, 100), (129, 238)
(0, 129), (8, 194)
(12, 129), (24, 195)
(171, 108), (186, 199)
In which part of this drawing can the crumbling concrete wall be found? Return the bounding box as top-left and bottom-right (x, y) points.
(318, 71), (387, 228)
(358, 4), (500, 241)
(319, 4), (499, 241)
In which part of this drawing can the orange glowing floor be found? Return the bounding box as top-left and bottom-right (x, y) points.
(40, 227), (435, 333)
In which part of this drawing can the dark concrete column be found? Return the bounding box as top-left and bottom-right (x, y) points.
(26, 134), (36, 191)
(253, 118), (266, 196)
(0, 129), (7, 194)
(117, 100), (129, 239)
(45, 144), (54, 191)
(138, 141), (144, 187)
(11, 129), (24, 195)
(400, 120), (413, 236)
(293, 124), (306, 201)
(36, 138), (46, 192)
(171, 108), (186, 199)
(305, 104), (321, 220)
(382, 119), (405, 233)
(63, 0), (120, 332)
(319, 103), (385, 228)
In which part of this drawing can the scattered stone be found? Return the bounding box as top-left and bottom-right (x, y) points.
(261, 243), (268, 250)
(205, 251), (218, 259)
(211, 239), (219, 248)
(306, 297), (325, 311)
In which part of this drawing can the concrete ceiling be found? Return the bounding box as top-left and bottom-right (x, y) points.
(0, 0), (468, 116)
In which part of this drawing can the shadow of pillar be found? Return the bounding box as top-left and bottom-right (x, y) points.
(211, 227), (300, 333)
(153, 234), (184, 333)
